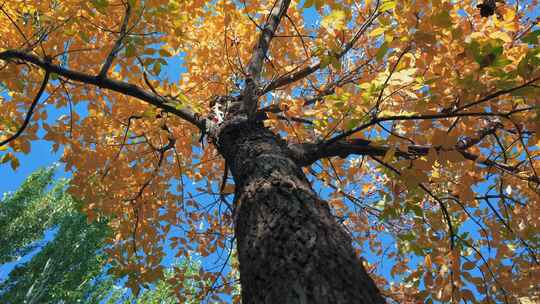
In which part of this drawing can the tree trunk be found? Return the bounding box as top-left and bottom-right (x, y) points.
(216, 119), (385, 304)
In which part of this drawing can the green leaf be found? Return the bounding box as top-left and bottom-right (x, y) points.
(330, 56), (341, 69)
(466, 39), (504, 68)
(409, 204), (423, 217)
(346, 118), (360, 130)
(142, 108), (156, 118)
(376, 42), (389, 61)
(152, 62), (162, 75)
(522, 29), (540, 44)
(125, 43), (136, 57)
(383, 146), (396, 163)
(319, 54), (332, 68)
(491, 57), (512, 68)
(79, 31), (89, 43)
(90, 0), (109, 13)
(399, 233), (415, 241)
(517, 49), (540, 77)
(510, 86), (540, 98)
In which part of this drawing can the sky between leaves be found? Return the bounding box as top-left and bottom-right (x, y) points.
(1, 0), (540, 302)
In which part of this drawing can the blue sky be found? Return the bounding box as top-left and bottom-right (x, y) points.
(0, 140), (63, 195)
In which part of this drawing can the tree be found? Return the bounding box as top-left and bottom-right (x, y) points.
(0, 167), (112, 303)
(0, 167), (230, 304)
(0, 0), (539, 302)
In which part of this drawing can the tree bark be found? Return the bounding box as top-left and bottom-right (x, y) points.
(216, 119), (385, 304)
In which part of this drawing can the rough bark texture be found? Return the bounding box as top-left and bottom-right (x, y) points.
(216, 118), (385, 304)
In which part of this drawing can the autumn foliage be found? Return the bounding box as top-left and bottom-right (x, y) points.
(1, 0), (540, 302)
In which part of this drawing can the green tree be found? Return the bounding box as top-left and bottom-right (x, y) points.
(0, 167), (238, 304)
(0, 167), (112, 303)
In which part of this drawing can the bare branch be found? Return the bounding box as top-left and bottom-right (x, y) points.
(101, 115), (143, 180)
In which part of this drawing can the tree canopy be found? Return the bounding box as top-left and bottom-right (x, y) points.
(0, 167), (113, 303)
(1, 0), (539, 302)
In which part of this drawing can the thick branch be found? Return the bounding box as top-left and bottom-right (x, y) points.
(245, 0), (291, 80)
(291, 138), (390, 166)
(294, 120), (506, 166)
(242, 0), (291, 115)
(293, 123), (540, 184)
(0, 50), (204, 129)
(0, 70), (50, 147)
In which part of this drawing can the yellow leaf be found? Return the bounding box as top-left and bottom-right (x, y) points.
(390, 68), (417, 84)
(369, 27), (385, 37)
(425, 255), (432, 268)
(321, 10), (346, 31)
(378, 110), (398, 116)
(303, 109), (318, 116)
(503, 8), (515, 22)
(489, 31), (512, 43)
(176, 93), (190, 104)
